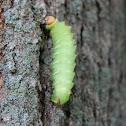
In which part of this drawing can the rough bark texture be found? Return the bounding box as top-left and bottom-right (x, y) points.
(0, 0), (126, 126)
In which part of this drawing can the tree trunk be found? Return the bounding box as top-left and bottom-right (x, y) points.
(0, 0), (126, 126)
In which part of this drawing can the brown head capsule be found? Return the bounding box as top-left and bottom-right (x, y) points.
(45, 16), (56, 25)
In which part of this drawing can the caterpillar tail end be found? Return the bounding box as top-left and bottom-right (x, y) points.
(51, 96), (61, 105)
(51, 96), (69, 105)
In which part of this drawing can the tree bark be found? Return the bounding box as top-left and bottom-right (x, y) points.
(0, 0), (126, 126)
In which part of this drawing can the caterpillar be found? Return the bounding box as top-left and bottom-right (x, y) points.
(45, 16), (76, 105)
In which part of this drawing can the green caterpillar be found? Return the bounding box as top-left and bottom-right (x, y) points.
(45, 16), (76, 105)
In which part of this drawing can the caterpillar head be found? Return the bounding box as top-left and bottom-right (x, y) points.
(45, 16), (56, 25)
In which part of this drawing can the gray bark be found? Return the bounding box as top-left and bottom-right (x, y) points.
(0, 0), (126, 126)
